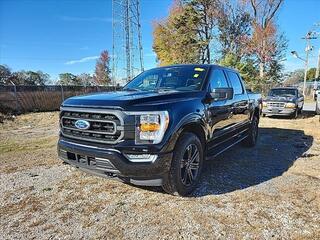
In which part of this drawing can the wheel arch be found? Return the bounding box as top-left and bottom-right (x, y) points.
(167, 116), (207, 153)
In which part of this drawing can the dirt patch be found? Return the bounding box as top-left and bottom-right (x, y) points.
(0, 112), (319, 239)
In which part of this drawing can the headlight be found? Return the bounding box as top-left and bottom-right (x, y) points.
(262, 101), (267, 107)
(126, 111), (169, 144)
(285, 102), (296, 108)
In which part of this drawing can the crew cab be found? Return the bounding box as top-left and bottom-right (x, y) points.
(262, 87), (304, 118)
(58, 64), (261, 196)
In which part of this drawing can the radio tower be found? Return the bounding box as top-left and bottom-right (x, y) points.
(112, 0), (144, 85)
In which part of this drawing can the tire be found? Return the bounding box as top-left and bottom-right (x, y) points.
(316, 102), (320, 115)
(162, 132), (203, 196)
(243, 115), (259, 147)
(262, 113), (266, 117)
(292, 109), (298, 119)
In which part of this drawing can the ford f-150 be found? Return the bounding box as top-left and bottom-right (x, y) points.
(58, 64), (262, 196)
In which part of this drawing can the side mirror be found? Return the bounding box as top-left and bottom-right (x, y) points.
(210, 88), (233, 101)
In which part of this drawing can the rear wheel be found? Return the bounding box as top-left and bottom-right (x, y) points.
(243, 115), (259, 147)
(292, 109), (298, 119)
(316, 101), (320, 115)
(162, 132), (203, 196)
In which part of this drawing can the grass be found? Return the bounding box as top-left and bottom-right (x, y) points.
(0, 136), (57, 153)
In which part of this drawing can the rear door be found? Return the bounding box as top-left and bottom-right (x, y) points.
(225, 71), (251, 129)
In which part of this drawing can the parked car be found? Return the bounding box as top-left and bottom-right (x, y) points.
(262, 87), (304, 118)
(58, 64), (262, 196)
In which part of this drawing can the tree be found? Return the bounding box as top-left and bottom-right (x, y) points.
(153, 1), (201, 65)
(307, 67), (317, 80)
(78, 73), (94, 86)
(58, 73), (81, 85)
(185, 0), (220, 63)
(219, 53), (259, 90)
(283, 69), (304, 86)
(217, 2), (251, 61)
(0, 65), (12, 84)
(10, 70), (49, 85)
(94, 50), (111, 85)
(244, 0), (284, 78)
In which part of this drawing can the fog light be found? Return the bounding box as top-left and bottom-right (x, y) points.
(125, 154), (158, 163)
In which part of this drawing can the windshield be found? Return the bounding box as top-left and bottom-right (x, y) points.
(123, 66), (209, 92)
(268, 89), (296, 97)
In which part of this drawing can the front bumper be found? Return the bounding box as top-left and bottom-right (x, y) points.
(58, 139), (173, 186)
(262, 107), (296, 116)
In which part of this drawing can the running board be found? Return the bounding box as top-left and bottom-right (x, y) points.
(205, 134), (248, 161)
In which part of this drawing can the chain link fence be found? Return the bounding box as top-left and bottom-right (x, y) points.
(0, 85), (120, 114)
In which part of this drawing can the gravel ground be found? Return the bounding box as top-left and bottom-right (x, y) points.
(0, 111), (319, 239)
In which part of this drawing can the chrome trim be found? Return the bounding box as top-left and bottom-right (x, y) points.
(61, 116), (117, 135)
(60, 131), (122, 144)
(62, 125), (117, 135)
(61, 104), (123, 110)
(60, 107), (125, 144)
(62, 116), (118, 123)
(61, 107), (123, 115)
(124, 110), (169, 115)
(267, 102), (285, 108)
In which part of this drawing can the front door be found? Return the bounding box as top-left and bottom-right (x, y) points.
(225, 71), (250, 130)
(206, 68), (234, 150)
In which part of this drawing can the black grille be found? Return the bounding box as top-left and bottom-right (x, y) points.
(60, 109), (123, 144)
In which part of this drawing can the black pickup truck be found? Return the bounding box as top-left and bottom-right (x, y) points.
(58, 64), (261, 196)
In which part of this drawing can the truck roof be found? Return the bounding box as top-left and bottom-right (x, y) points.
(152, 64), (238, 73)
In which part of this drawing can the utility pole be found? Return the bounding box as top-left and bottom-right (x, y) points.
(316, 49), (320, 80)
(302, 32), (317, 96)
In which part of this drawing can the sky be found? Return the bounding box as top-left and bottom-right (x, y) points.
(0, 0), (320, 81)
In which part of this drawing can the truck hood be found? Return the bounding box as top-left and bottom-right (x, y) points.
(264, 95), (295, 102)
(62, 90), (203, 109)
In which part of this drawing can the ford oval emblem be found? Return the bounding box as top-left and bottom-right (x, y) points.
(75, 119), (90, 130)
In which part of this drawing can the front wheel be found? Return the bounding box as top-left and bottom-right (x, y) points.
(292, 109), (298, 119)
(242, 115), (259, 147)
(162, 132), (203, 196)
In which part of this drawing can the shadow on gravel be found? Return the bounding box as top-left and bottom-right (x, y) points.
(193, 127), (313, 197)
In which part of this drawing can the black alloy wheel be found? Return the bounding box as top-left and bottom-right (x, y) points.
(162, 132), (203, 196)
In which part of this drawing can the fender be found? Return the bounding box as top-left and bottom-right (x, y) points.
(162, 112), (208, 153)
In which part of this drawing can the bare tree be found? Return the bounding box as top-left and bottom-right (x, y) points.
(244, 0), (284, 78)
